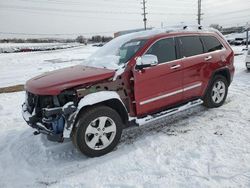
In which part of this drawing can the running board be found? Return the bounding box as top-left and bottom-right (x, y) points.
(135, 99), (203, 126)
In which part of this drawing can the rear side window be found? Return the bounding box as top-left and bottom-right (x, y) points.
(201, 36), (224, 52)
(146, 38), (176, 63)
(177, 36), (204, 57)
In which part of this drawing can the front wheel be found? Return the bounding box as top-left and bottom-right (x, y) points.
(203, 75), (228, 108)
(72, 105), (123, 157)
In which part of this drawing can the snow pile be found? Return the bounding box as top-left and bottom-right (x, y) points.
(84, 29), (166, 70)
(0, 43), (82, 53)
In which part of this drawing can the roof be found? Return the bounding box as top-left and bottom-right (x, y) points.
(134, 25), (221, 40)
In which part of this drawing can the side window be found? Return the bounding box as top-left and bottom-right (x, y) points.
(201, 36), (224, 52)
(178, 36), (204, 57)
(146, 38), (176, 64)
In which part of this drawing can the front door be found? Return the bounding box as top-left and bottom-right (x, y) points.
(133, 38), (183, 116)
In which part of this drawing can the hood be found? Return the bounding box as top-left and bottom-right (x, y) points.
(26, 65), (115, 95)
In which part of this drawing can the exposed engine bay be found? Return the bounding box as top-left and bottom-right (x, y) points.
(22, 76), (130, 142)
(23, 90), (77, 142)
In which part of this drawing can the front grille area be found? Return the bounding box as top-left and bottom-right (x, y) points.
(26, 92), (37, 113)
(26, 91), (56, 118)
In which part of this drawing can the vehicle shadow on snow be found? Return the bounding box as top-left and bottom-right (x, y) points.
(120, 105), (207, 146)
(9, 104), (227, 185)
(41, 105), (208, 161)
(14, 104), (215, 172)
(13, 105), (206, 166)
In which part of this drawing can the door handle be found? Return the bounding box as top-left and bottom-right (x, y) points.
(204, 55), (213, 61)
(170, 64), (181, 70)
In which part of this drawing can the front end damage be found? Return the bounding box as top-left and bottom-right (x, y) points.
(22, 74), (130, 142)
(22, 91), (77, 142)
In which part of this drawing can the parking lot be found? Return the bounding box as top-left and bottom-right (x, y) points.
(0, 45), (249, 187)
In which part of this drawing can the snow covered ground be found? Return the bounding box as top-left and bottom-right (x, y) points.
(0, 45), (97, 87)
(0, 46), (250, 188)
(0, 43), (73, 48)
(0, 43), (83, 53)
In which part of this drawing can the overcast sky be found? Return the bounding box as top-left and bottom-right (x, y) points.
(0, 0), (250, 38)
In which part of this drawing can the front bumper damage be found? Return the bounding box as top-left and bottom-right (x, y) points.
(22, 102), (77, 142)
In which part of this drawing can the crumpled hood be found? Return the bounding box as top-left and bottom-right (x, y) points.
(26, 65), (115, 95)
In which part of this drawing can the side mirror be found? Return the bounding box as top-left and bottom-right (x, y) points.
(136, 54), (158, 69)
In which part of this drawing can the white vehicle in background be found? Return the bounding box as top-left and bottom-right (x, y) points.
(246, 49), (250, 71)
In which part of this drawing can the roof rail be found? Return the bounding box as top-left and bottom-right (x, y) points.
(161, 25), (224, 36)
(165, 24), (226, 42)
(164, 25), (207, 32)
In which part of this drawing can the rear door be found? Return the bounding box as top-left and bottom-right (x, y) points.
(176, 35), (208, 101)
(200, 35), (227, 88)
(133, 38), (183, 116)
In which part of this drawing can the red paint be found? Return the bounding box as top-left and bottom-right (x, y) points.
(126, 32), (234, 116)
(26, 65), (115, 95)
(25, 31), (234, 117)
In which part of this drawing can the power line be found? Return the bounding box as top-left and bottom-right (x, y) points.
(18, 0), (141, 6)
(205, 8), (250, 17)
(205, 14), (250, 21)
(17, 0), (141, 10)
(0, 4), (195, 16)
(0, 4), (139, 15)
(1, 8), (141, 23)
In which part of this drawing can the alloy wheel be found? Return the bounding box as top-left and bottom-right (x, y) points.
(84, 116), (117, 150)
(211, 80), (226, 104)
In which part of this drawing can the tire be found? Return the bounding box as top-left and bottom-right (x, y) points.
(72, 105), (123, 157)
(247, 68), (250, 71)
(203, 75), (228, 108)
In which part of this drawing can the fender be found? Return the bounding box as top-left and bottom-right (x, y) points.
(77, 91), (127, 110)
(63, 91), (128, 138)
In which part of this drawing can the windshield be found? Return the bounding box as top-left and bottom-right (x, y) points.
(82, 29), (165, 70)
(118, 39), (146, 65)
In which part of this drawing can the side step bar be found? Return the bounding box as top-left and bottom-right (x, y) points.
(135, 99), (203, 126)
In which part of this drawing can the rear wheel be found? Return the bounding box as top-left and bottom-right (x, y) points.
(203, 75), (228, 108)
(72, 105), (123, 157)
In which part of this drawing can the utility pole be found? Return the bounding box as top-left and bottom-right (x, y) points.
(246, 22), (249, 50)
(198, 0), (202, 25)
(141, 0), (147, 30)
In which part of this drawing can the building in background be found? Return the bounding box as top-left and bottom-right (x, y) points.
(114, 28), (153, 38)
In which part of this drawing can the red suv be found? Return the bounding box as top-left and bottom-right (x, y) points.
(22, 27), (234, 157)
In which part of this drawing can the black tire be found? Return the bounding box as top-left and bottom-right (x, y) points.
(203, 75), (228, 108)
(72, 105), (123, 157)
(247, 67), (250, 71)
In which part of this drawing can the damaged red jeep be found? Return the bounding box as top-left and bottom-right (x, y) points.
(22, 27), (234, 157)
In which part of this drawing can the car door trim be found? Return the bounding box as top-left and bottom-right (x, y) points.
(140, 82), (202, 105)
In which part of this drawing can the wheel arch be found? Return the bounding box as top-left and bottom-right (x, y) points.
(76, 91), (129, 126)
(213, 68), (231, 85)
(203, 67), (230, 98)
